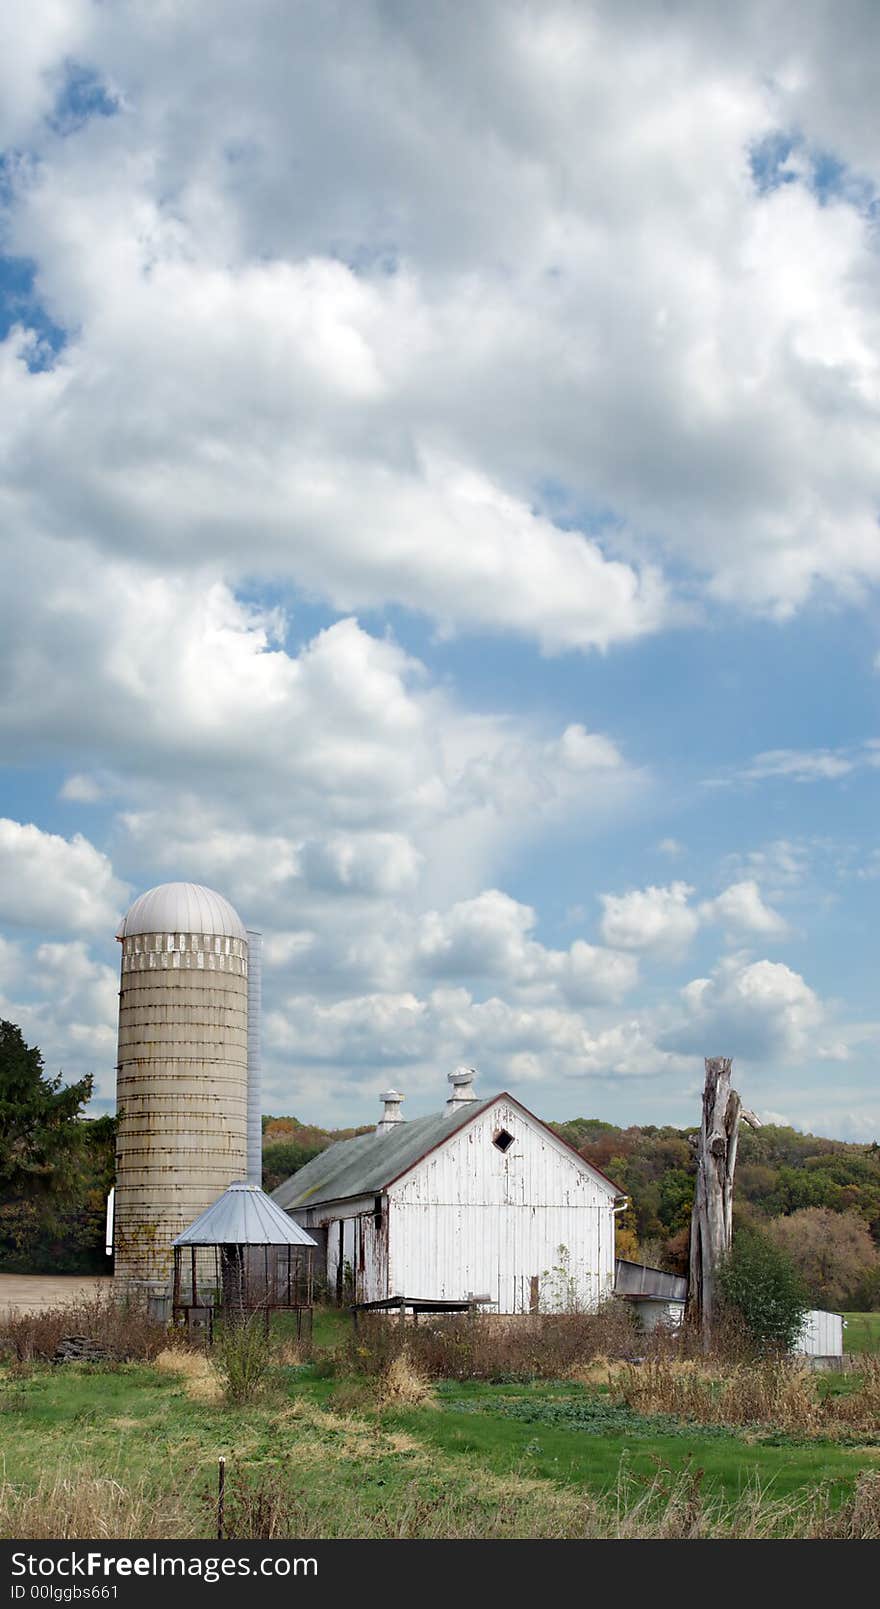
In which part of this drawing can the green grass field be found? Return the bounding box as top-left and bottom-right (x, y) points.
(1, 1356), (878, 1539)
(843, 1313), (880, 1354)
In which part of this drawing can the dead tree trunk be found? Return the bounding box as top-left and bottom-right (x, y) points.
(688, 1057), (759, 1349)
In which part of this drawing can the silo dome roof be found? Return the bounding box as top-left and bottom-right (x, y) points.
(116, 882), (247, 941)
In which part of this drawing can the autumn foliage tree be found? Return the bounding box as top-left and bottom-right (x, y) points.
(767, 1207), (880, 1311)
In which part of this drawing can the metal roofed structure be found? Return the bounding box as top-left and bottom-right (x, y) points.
(116, 882), (248, 941)
(273, 1080), (626, 1314)
(174, 1180), (317, 1247)
(171, 1181), (316, 1339)
(273, 1093), (621, 1213)
(272, 1096), (499, 1211)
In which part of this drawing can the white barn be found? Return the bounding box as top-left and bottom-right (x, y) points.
(272, 1070), (625, 1314)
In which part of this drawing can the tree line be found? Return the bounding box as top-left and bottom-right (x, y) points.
(555, 1115), (880, 1311)
(3, 1019), (879, 1311)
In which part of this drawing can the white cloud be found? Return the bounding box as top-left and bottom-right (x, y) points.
(0, 0), (91, 147)
(0, 820), (129, 936)
(59, 774), (106, 803)
(0, 553), (637, 887)
(2, 3), (880, 648)
(700, 879), (788, 939)
(265, 982), (684, 1113)
(744, 748), (855, 782)
(599, 882), (699, 957)
(666, 954), (824, 1063)
(734, 839), (813, 889)
(2, 3), (879, 1133)
(0, 935), (23, 994)
(413, 890), (637, 1004)
(0, 939), (119, 1097)
(300, 834), (423, 897)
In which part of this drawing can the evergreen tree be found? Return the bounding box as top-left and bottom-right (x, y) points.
(0, 1020), (93, 1199)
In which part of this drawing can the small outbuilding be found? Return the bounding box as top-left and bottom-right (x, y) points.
(272, 1070), (625, 1314)
(172, 1179), (316, 1338)
(793, 1308), (845, 1365)
(613, 1257), (687, 1333)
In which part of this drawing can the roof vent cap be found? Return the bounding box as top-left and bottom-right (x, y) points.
(447, 1067), (478, 1109)
(377, 1089), (404, 1133)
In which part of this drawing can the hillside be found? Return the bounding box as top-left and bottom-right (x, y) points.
(262, 1110), (880, 1311)
(261, 1114), (375, 1192)
(4, 1104), (878, 1308)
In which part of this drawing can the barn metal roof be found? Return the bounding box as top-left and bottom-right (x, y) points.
(173, 1180), (316, 1246)
(271, 1093), (622, 1212)
(116, 882), (247, 941)
(614, 1258), (687, 1302)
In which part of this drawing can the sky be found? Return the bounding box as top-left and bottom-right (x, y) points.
(1, 1), (879, 1139)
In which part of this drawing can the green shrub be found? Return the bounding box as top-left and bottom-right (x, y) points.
(718, 1226), (809, 1355)
(214, 1312), (272, 1404)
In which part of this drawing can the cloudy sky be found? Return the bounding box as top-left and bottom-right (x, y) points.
(1, 1), (879, 1137)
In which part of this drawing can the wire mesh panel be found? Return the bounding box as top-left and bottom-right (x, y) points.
(172, 1242), (314, 1340)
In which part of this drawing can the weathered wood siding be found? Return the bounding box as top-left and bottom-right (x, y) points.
(294, 1194), (389, 1303)
(387, 1099), (615, 1312)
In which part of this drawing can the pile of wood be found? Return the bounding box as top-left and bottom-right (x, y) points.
(53, 1335), (112, 1363)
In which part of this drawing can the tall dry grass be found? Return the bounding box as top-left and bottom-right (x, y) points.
(378, 1350), (437, 1408)
(611, 1354), (880, 1439)
(0, 1288), (167, 1363)
(7, 1459), (876, 1540)
(0, 1472), (197, 1539)
(346, 1303), (639, 1381)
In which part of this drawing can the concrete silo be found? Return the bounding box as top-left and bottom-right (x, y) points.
(114, 882), (249, 1294)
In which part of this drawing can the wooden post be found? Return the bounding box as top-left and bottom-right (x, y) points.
(217, 1457), (226, 1540)
(688, 1056), (760, 1349)
(172, 1249), (181, 1321)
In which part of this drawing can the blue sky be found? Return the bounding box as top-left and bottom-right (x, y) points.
(0, 2), (878, 1139)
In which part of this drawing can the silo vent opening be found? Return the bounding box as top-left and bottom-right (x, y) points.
(493, 1128), (514, 1154)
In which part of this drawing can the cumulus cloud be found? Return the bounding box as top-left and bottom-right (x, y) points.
(0, 820), (129, 936)
(0, 0), (91, 147)
(299, 834), (423, 897)
(0, 938), (119, 1097)
(2, 3), (878, 1131)
(664, 954), (824, 1062)
(413, 890), (637, 1004)
(700, 879), (788, 939)
(599, 875), (788, 955)
(59, 774), (106, 803)
(2, 2), (880, 649)
(599, 882), (699, 958)
(265, 982), (686, 1114)
(0, 551), (636, 875)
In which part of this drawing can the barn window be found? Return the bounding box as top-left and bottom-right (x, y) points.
(493, 1128), (514, 1153)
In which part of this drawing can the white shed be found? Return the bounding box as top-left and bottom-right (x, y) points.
(272, 1071), (625, 1314)
(794, 1309), (845, 1360)
(613, 1258), (687, 1333)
